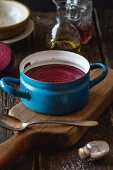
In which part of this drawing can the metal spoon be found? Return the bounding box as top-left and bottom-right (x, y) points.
(0, 114), (99, 131)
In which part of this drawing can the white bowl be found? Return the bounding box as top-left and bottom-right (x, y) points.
(0, 0), (31, 40)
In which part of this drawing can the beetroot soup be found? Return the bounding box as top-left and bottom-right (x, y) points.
(25, 64), (85, 83)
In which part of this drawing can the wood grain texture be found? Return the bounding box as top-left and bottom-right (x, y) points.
(0, 68), (112, 168)
(1, 8), (113, 170)
(38, 9), (113, 170)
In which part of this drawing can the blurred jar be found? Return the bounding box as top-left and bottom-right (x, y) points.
(0, 42), (14, 77)
(70, 0), (93, 44)
(46, 0), (81, 53)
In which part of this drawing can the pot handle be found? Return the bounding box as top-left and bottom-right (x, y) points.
(0, 77), (30, 100)
(89, 63), (108, 88)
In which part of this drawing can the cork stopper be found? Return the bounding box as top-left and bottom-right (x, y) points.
(78, 147), (90, 160)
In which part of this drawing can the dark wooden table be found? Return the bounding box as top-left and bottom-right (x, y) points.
(1, 7), (113, 170)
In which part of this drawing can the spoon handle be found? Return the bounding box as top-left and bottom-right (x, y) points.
(28, 120), (99, 127)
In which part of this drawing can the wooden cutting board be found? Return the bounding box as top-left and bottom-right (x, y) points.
(0, 68), (113, 168)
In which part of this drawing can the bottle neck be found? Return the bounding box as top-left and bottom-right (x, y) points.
(56, 4), (70, 22)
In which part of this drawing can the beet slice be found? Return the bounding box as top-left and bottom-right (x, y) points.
(0, 42), (12, 71)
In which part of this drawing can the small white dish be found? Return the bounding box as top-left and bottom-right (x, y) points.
(0, 0), (31, 40)
(2, 19), (34, 44)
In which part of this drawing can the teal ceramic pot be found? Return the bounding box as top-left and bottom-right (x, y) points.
(0, 50), (108, 115)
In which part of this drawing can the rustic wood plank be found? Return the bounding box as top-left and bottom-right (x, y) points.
(37, 109), (113, 170)
(34, 11), (113, 170)
(0, 68), (109, 169)
(96, 9), (113, 67)
(1, 9), (113, 170)
(26, 12), (109, 170)
(0, 23), (36, 170)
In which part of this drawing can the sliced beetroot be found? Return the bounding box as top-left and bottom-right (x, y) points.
(0, 42), (12, 71)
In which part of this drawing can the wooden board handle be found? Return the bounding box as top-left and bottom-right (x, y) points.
(0, 131), (34, 168)
(0, 129), (60, 168)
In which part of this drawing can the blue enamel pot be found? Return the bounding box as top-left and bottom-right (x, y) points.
(0, 50), (108, 115)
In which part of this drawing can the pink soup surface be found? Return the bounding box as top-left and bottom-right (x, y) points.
(25, 64), (85, 83)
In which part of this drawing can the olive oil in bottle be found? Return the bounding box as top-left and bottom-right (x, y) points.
(46, 0), (81, 53)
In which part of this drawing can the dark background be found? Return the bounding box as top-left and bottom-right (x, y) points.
(21, 0), (113, 11)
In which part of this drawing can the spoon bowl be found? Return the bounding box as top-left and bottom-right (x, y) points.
(0, 114), (99, 131)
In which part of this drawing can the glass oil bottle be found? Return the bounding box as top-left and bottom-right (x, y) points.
(78, 140), (109, 160)
(46, 0), (81, 53)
